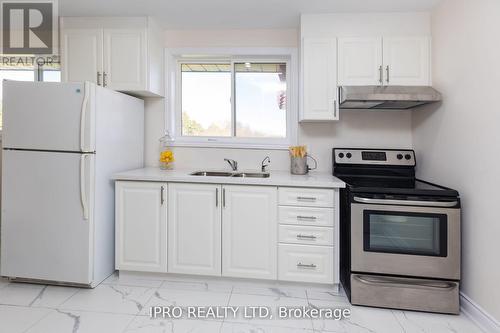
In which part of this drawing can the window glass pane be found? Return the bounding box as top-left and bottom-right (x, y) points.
(234, 62), (287, 138)
(181, 63), (231, 136)
(43, 70), (61, 82)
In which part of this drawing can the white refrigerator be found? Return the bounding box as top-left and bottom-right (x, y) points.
(1, 81), (144, 287)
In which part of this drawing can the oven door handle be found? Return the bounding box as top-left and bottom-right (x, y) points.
(353, 196), (458, 208)
(354, 275), (457, 291)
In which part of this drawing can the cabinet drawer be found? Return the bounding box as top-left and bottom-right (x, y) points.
(278, 244), (334, 284)
(279, 225), (334, 246)
(279, 206), (334, 227)
(278, 187), (334, 207)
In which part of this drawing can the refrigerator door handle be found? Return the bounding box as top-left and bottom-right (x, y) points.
(80, 82), (90, 152)
(80, 154), (89, 220)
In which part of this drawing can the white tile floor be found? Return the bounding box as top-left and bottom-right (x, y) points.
(0, 273), (483, 333)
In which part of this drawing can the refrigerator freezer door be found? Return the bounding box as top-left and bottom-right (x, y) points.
(2, 81), (95, 152)
(1, 150), (95, 285)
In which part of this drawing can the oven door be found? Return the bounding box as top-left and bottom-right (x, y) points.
(351, 195), (460, 280)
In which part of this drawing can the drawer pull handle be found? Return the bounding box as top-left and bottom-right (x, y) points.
(296, 234), (317, 240)
(297, 196), (317, 201)
(297, 215), (317, 220)
(297, 262), (317, 269)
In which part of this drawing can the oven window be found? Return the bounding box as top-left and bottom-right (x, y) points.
(363, 211), (447, 257)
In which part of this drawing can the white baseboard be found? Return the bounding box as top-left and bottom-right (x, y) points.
(461, 292), (500, 333)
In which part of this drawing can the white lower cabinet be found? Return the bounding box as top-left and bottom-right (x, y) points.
(115, 181), (167, 272)
(277, 187), (337, 285)
(168, 183), (221, 276)
(278, 244), (334, 284)
(222, 185), (277, 280)
(279, 225), (334, 246)
(116, 181), (339, 285)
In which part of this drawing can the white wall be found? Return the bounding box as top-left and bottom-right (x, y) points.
(144, 15), (426, 171)
(413, 0), (500, 323)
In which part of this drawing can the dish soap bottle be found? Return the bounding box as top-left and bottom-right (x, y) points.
(159, 132), (174, 170)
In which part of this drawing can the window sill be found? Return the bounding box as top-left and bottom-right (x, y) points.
(169, 140), (290, 150)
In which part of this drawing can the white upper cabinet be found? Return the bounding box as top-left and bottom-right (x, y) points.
(222, 185), (278, 280)
(168, 183), (222, 276)
(103, 29), (146, 91)
(382, 37), (430, 86)
(115, 181), (167, 273)
(301, 38), (338, 121)
(338, 37), (383, 86)
(337, 36), (431, 87)
(60, 17), (164, 97)
(61, 29), (103, 84)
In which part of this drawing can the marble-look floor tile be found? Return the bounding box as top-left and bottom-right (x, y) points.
(0, 305), (52, 333)
(221, 321), (314, 333)
(59, 284), (156, 315)
(392, 310), (484, 333)
(232, 285), (307, 300)
(159, 279), (232, 293)
(309, 301), (411, 333)
(306, 290), (349, 303)
(227, 292), (313, 330)
(25, 309), (135, 333)
(0, 283), (77, 308)
(125, 316), (223, 333)
(104, 273), (164, 288)
(0, 283), (46, 306)
(141, 288), (231, 316)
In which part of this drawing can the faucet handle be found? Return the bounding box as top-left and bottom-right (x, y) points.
(261, 156), (271, 172)
(224, 158), (238, 171)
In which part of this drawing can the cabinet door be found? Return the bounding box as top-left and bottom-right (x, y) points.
(338, 37), (383, 86)
(103, 29), (146, 91)
(222, 185), (277, 280)
(168, 183), (221, 276)
(301, 38), (338, 121)
(61, 29), (103, 84)
(115, 181), (167, 272)
(383, 37), (430, 86)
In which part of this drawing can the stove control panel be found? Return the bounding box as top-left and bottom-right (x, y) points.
(333, 148), (416, 166)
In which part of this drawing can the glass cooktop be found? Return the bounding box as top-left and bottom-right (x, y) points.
(336, 176), (459, 197)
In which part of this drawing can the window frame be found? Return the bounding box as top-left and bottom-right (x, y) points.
(166, 48), (298, 149)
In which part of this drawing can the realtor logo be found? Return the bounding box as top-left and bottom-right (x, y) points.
(1, 0), (58, 54)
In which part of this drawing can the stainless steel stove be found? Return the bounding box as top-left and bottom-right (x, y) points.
(333, 148), (461, 314)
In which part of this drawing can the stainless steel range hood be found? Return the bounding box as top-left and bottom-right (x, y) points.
(339, 86), (441, 110)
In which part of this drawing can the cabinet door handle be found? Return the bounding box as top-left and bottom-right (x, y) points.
(103, 72), (108, 87)
(96, 72), (102, 86)
(297, 262), (317, 269)
(296, 234), (317, 240)
(222, 188), (226, 208)
(297, 215), (317, 220)
(215, 188), (218, 207)
(386, 65), (390, 83)
(378, 66), (383, 85)
(297, 196), (316, 202)
(160, 186), (165, 205)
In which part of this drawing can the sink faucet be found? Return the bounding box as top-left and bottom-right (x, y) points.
(261, 156), (271, 172)
(224, 158), (238, 171)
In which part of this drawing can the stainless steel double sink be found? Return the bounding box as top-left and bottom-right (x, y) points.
(190, 171), (270, 178)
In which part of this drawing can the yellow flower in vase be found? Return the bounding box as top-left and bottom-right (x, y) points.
(159, 150), (174, 169)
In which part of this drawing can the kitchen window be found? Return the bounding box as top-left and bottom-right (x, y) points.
(0, 58), (61, 130)
(168, 51), (297, 149)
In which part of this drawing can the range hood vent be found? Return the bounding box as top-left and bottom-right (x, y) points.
(339, 86), (441, 110)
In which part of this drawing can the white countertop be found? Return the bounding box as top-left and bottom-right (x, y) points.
(112, 167), (345, 189)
